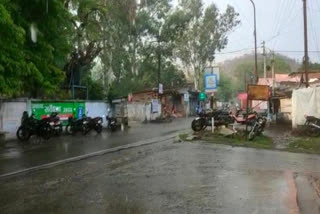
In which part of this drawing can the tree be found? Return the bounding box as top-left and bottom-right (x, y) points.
(0, 1), (25, 97)
(176, 1), (240, 90)
(99, 0), (189, 98)
(305, 62), (320, 70)
(1, 0), (72, 98)
(224, 53), (295, 96)
(216, 72), (236, 102)
(63, 0), (107, 90)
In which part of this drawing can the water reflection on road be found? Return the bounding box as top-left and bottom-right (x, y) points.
(0, 118), (192, 175)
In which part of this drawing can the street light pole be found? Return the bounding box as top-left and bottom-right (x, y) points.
(250, 0), (258, 83)
(302, 0), (309, 87)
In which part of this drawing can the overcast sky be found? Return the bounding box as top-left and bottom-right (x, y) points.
(198, 0), (320, 63)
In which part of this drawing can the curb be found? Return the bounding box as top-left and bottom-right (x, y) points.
(0, 133), (180, 179)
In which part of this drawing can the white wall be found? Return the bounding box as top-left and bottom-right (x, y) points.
(0, 100), (110, 141)
(292, 87), (320, 128)
(280, 99), (292, 113)
(127, 103), (146, 121)
(0, 101), (27, 140)
(150, 103), (161, 120)
(127, 102), (161, 122)
(85, 102), (110, 128)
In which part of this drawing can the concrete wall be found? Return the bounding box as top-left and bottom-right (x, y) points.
(0, 100), (110, 141)
(280, 98), (292, 113)
(127, 102), (161, 122)
(127, 103), (146, 121)
(279, 98), (292, 121)
(0, 98), (164, 140)
(0, 100), (28, 140)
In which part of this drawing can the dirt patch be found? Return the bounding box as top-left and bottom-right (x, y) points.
(309, 176), (320, 199)
(263, 123), (295, 149)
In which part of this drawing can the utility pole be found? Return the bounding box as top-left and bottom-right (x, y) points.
(250, 0), (258, 83)
(272, 52), (275, 96)
(303, 0), (309, 87)
(262, 41), (267, 78)
(157, 38), (161, 93)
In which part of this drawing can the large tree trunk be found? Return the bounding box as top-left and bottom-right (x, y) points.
(64, 42), (102, 86)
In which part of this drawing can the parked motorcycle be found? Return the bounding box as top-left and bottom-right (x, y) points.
(304, 115), (320, 137)
(191, 109), (234, 132)
(82, 116), (103, 135)
(106, 115), (117, 131)
(232, 108), (257, 126)
(66, 116), (86, 135)
(42, 112), (63, 136)
(248, 116), (267, 140)
(16, 111), (53, 141)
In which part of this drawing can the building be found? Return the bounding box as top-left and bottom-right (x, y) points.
(255, 71), (320, 122)
(126, 85), (198, 122)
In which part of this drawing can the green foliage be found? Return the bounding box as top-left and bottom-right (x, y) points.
(0, 1), (26, 97)
(216, 72), (236, 102)
(86, 78), (105, 100)
(289, 137), (320, 154)
(176, 1), (240, 90)
(100, 0), (188, 98)
(306, 62), (320, 70)
(223, 54), (295, 97)
(0, 0), (72, 98)
(0, 0), (237, 100)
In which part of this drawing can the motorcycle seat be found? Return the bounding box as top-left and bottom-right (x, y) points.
(306, 116), (320, 122)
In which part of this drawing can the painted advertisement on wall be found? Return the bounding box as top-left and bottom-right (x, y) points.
(31, 102), (86, 123)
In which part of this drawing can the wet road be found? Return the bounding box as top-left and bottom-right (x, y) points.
(0, 118), (192, 175)
(1, 139), (320, 213)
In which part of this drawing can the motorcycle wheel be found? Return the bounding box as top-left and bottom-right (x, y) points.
(306, 122), (320, 137)
(192, 119), (204, 132)
(256, 118), (265, 136)
(110, 125), (117, 132)
(54, 124), (63, 136)
(82, 124), (90, 135)
(16, 127), (31, 141)
(248, 125), (258, 141)
(95, 124), (102, 134)
(40, 124), (53, 140)
(66, 124), (74, 135)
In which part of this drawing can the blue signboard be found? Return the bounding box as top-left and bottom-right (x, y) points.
(78, 106), (84, 119)
(205, 74), (218, 92)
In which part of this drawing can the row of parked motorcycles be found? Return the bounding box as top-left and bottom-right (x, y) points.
(16, 111), (118, 142)
(191, 108), (267, 140)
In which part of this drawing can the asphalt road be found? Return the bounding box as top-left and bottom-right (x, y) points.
(0, 118), (193, 175)
(1, 137), (320, 213)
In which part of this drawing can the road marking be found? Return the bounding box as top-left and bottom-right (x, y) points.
(0, 133), (181, 179)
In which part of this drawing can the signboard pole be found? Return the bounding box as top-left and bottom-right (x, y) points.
(211, 117), (214, 133)
(246, 85), (249, 139)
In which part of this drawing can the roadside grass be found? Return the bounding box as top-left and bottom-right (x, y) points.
(180, 125), (320, 155)
(178, 133), (189, 141)
(180, 130), (273, 150)
(288, 137), (320, 154)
